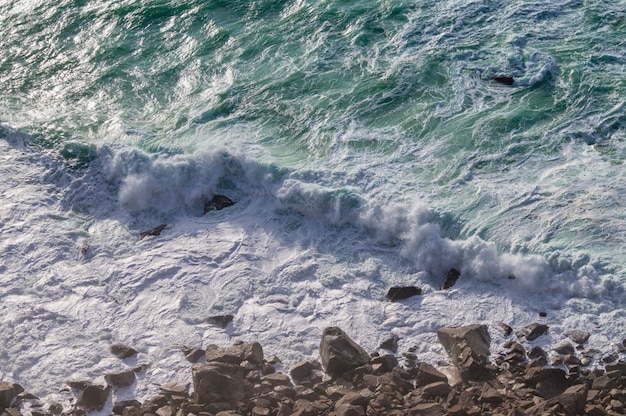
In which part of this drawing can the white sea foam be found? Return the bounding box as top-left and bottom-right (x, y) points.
(1, 137), (625, 415)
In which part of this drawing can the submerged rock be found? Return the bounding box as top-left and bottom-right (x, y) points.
(516, 323), (549, 341)
(140, 224), (167, 240)
(110, 343), (138, 359)
(441, 268), (460, 290)
(386, 286), (421, 301)
(77, 385), (110, 411)
(206, 314), (234, 328)
(204, 195), (235, 214)
(493, 75), (514, 85)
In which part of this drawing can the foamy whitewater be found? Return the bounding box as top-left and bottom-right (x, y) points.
(1, 0), (626, 412)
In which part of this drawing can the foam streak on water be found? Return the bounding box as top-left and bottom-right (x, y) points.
(1, 0), (626, 412)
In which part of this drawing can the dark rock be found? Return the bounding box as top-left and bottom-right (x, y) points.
(205, 342), (264, 366)
(422, 381), (451, 398)
(499, 323), (513, 336)
(290, 361), (313, 381)
(564, 329), (591, 345)
(110, 343), (138, 359)
(386, 286), (421, 301)
(552, 340), (575, 355)
(319, 327), (370, 377)
(378, 335), (399, 353)
(2, 408), (22, 416)
(77, 385), (110, 411)
(493, 75), (514, 85)
(182, 346), (205, 363)
(591, 374), (616, 390)
(261, 373), (292, 387)
(160, 381), (189, 396)
(48, 402), (63, 414)
(539, 311), (547, 317)
(112, 400), (140, 415)
(408, 402), (445, 416)
(528, 346), (547, 360)
(204, 195), (235, 214)
(206, 314), (234, 328)
(524, 367), (569, 399)
(192, 362), (246, 405)
(0, 383), (22, 412)
(105, 369), (136, 387)
(370, 355), (397, 374)
(413, 363), (448, 387)
(140, 224), (167, 240)
(546, 384), (588, 415)
(516, 323), (548, 341)
(441, 268), (460, 290)
(437, 324), (492, 381)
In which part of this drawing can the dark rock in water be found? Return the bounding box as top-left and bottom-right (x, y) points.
(441, 268), (460, 290)
(77, 385), (110, 411)
(319, 327), (370, 377)
(552, 340), (575, 355)
(204, 195), (235, 214)
(105, 369), (136, 387)
(493, 75), (514, 85)
(379, 335), (399, 353)
(140, 224), (167, 240)
(205, 342), (264, 366)
(386, 286), (421, 301)
(290, 361), (313, 381)
(516, 323), (549, 341)
(182, 346), (205, 363)
(110, 343), (138, 359)
(437, 324), (492, 381)
(539, 311), (547, 317)
(0, 382), (23, 412)
(499, 323), (513, 336)
(564, 329), (591, 345)
(206, 314), (234, 328)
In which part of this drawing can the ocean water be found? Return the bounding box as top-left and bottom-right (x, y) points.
(1, 0), (626, 411)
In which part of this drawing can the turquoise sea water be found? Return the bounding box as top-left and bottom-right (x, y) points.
(1, 0), (626, 406)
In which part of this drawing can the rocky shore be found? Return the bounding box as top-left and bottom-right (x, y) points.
(2, 321), (626, 416)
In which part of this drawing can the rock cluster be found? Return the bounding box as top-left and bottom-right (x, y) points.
(2, 324), (626, 416)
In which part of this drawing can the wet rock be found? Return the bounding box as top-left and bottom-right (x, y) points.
(77, 385), (110, 411)
(386, 286), (421, 301)
(553, 340), (575, 355)
(516, 323), (548, 341)
(320, 327), (370, 377)
(110, 343), (138, 359)
(182, 346), (205, 363)
(140, 224), (167, 240)
(378, 335), (399, 353)
(437, 324), (492, 381)
(204, 195), (235, 214)
(206, 314), (234, 328)
(493, 75), (514, 85)
(105, 369), (136, 387)
(0, 382), (22, 412)
(441, 268), (460, 290)
(192, 362), (246, 405)
(499, 323), (513, 336)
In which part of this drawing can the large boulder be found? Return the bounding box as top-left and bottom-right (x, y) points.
(192, 362), (246, 405)
(320, 327), (370, 377)
(437, 324), (492, 381)
(205, 342), (264, 367)
(77, 385), (110, 411)
(0, 382), (23, 412)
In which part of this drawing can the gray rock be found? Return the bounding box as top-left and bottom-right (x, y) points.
(205, 342), (264, 366)
(516, 323), (549, 341)
(0, 382), (22, 412)
(386, 286), (421, 301)
(290, 361), (313, 381)
(437, 324), (491, 381)
(422, 381), (451, 398)
(441, 268), (460, 290)
(552, 340), (575, 355)
(320, 327), (370, 377)
(378, 335), (399, 353)
(564, 329), (591, 345)
(105, 369), (136, 387)
(109, 343), (138, 359)
(414, 363), (448, 387)
(192, 362), (246, 405)
(77, 385), (110, 411)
